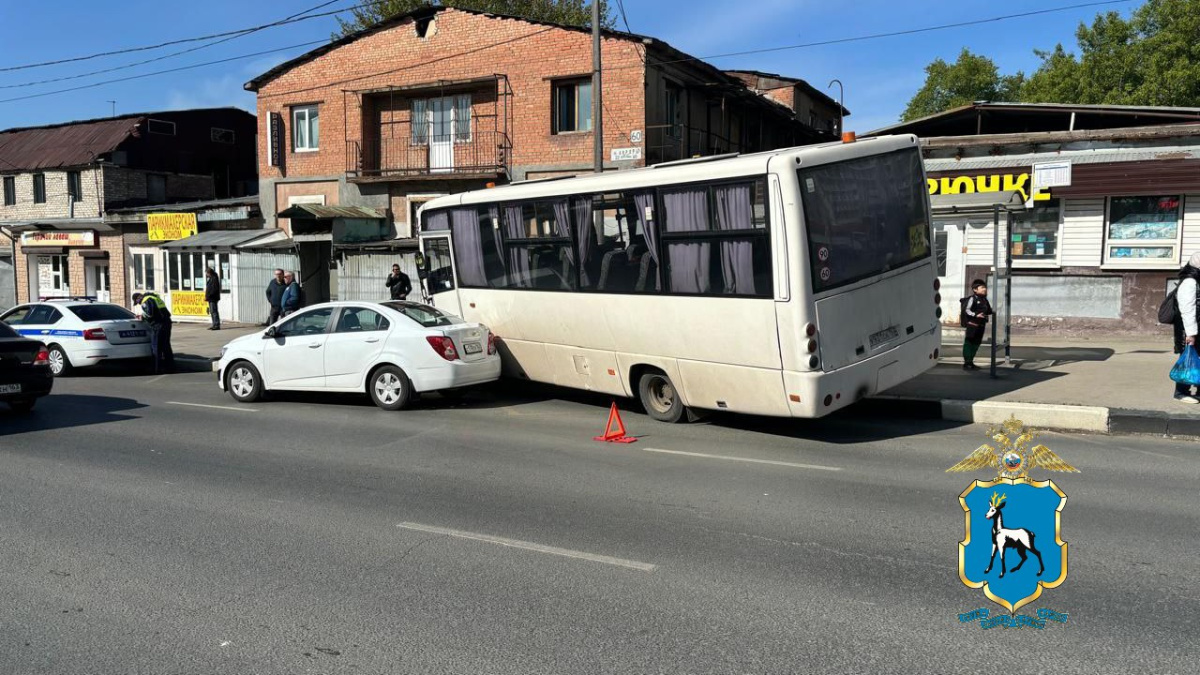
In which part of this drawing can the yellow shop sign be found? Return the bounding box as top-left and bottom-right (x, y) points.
(148, 213), (199, 242)
(170, 291), (208, 316)
(927, 172), (1051, 203)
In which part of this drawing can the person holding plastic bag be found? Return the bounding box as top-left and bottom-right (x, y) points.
(1171, 252), (1200, 403)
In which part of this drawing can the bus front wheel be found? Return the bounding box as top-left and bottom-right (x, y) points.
(638, 371), (685, 424)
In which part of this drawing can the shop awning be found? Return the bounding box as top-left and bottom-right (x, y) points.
(930, 190), (1026, 216)
(277, 204), (384, 220)
(160, 229), (281, 250)
(3, 218), (114, 233)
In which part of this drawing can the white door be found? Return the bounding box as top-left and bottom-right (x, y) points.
(262, 306), (333, 389)
(85, 260), (111, 302)
(935, 221), (966, 322)
(323, 306), (390, 389)
(429, 97), (454, 173)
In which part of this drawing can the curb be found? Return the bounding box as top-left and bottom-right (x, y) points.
(860, 396), (1200, 438)
(173, 356), (217, 374)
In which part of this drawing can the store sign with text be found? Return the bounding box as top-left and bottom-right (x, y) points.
(170, 291), (208, 317)
(21, 231), (96, 247)
(148, 213), (199, 242)
(927, 172), (1051, 204)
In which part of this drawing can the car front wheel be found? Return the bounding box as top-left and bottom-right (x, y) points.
(226, 362), (263, 403)
(369, 365), (412, 411)
(46, 345), (71, 376)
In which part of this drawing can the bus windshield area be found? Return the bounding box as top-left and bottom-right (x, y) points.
(799, 147), (931, 293)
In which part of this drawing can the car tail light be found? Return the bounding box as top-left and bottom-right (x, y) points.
(487, 331), (497, 355)
(426, 336), (459, 361)
(83, 328), (106, 341)
(34, 348), (50, 366)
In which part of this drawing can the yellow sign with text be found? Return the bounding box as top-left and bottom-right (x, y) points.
(148, 213), (198, 242)
(170, 291), (208, 317)
(927, 172), (1051, 203)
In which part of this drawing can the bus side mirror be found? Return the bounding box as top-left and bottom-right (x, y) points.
(415, 252), (429, 280)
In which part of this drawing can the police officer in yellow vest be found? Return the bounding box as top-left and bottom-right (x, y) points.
(133, 292), (174, 374)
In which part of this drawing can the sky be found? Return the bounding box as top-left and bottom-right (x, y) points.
(0, 0), (1144, 133)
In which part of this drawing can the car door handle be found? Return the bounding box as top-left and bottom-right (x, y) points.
(308, 343), (322, 349)
(364, 338), (380, 343)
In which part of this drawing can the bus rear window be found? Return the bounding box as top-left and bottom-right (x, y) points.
(799, 148), (930, 293)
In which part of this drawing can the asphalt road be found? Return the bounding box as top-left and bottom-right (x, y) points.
(1, 369), (1197, 674)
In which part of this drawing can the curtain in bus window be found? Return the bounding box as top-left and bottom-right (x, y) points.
(425, 210), (449, 231)
(504, 204), (531, 288)
(662, 188), (711, 294)
(487, 205), (505, 286)
(450, 208), (487, 287)
(633, 192), (660, 290)
(714, 183), (756, 295)
(572, 196), (593, 287)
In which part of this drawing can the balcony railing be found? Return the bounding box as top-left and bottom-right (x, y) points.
(347, 130), (511, 180)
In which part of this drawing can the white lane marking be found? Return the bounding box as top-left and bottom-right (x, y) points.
(146, 374), (168, 384)
(166, 401), (258, 413)
(396, 522), (656, 572)
(642, 447), (842, 472)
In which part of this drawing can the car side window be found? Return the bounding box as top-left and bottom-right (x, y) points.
(276, 307), (333, 338)
(335, 307), (389, 333)
(1, 306), (32, 325)
(25, 305), (61, 325)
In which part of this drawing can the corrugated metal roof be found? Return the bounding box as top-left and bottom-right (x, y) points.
(276, 204), (384, 219)
(0, 117), (143, 171)
(160, 229), (281, 250)
(924, 146), (1200, 172)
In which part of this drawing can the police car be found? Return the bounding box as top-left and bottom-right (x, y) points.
(0, 298), (153, 376)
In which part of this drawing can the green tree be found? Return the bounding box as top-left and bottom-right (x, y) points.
(335, 0), (613, 37)
(901, 49), (1024, 121)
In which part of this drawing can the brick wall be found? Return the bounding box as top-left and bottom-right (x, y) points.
(255, 9), (647, 185)
(103, 166), (215, 206)
(0, 168), (103, 221)
(12, 232), (128, 306)
(274, 180), (340, 235)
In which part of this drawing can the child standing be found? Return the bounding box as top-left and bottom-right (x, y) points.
(961, 280), (993, 371)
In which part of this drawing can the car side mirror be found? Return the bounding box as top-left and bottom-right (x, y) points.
(263, 326), (277, 338)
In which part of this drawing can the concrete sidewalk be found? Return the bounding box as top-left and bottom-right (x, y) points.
(864, 329), (1200, 437)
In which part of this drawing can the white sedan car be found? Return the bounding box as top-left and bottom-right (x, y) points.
(217, 301), (502, 410)
(0, 299), (152, 375)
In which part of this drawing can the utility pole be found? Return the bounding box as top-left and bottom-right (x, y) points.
(107, 101), (116, 117)
(592, 0), (603, 173)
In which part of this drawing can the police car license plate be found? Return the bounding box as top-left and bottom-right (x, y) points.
(463, 342), (482, 355)
(0, 384), (20, 394)
(869, 326), (899, 349)
(119, 330), (147, 338)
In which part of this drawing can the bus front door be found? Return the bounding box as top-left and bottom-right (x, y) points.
(419, 235), (462, 314)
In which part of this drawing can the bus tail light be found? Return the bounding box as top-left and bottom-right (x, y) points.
(487, 331), (497, 355)
(83, 328), (106, 341)
(33, 348), (50, 366)
(934, 278), (941, 291)
(806, 338), (818, 353)
(804, 323), (817, 337)
(936, 307), (943, 319)
(808, 355), (819, 369)
(426, 336), (459, 361)
(934, 293), (942, 305)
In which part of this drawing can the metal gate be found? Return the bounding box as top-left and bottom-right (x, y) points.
(338, 251), (420, 302)
(236, 249), (299, 323)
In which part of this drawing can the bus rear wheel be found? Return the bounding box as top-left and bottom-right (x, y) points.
(638, 371), (685, 423)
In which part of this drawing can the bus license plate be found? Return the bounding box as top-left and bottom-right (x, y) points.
(0, 384), (20, 394)
(463, 342), (482, 355)
(869, 326), (899, 349)
(119, 330), (146, 338)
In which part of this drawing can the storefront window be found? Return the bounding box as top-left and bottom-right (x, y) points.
(1105, 196), (1182, 264)
(1010, 199), (1060, 262)
(166, 252), (231, 291)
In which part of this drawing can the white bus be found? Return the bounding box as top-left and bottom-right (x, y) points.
(416, 134), (941, 421)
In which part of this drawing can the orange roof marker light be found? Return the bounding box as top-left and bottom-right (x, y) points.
(485, 182), (496, 188)
(842, 131), (857, 143)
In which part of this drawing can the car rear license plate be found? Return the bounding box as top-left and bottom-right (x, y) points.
(463, 342), (482, 355)
(0, 384), (20, 394)
(119, 330), (146, 338)
(869, 326), (899, 349)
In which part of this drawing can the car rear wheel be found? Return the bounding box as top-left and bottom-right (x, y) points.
(226, 362), (263, 403)
(369, 365), (412, 411)
(47, 344), (71, 377)
(638, 371), (685, 423)
(7, 398), (36, 414)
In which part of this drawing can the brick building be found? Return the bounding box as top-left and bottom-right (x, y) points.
(244, 6), (841, 304)
(0, 108), (257, 307)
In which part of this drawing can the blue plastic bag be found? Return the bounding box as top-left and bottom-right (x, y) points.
(1170, 345), (1200, 386)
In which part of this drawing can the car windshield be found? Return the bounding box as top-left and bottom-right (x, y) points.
(72, 305), (137, 322)
(382, 302), (462, 328)
(0, 322), (17, 338)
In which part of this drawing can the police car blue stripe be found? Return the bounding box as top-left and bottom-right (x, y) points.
(15, 328), (84, 337)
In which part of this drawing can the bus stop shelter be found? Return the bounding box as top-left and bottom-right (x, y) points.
(929, 190), (1022, 378)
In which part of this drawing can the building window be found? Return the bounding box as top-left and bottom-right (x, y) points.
(33, 173), (46, 203)
(1104, 195), (1183, 265)
(167, 252), (229, 292)
(2, 176), (13, 206)
(210, 127), (236, 144)
(665, 82), (683, 139)
(292, 105), (319, 152)
(410, 95), (471, 145)
(131, 253), (157, 290)
(147, 119), (176, 135)
(147, 174), (167, 203)
(1011, 199), (1061, 262)
(552, 79), (593, 134)
(67, 171), (83, 202)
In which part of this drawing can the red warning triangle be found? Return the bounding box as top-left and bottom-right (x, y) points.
(594, 402), (636, 443)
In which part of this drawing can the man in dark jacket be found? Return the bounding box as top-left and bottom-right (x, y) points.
(265, 269), (286, 325)
(961, 279), (993, 371)
(281, 271), (301, 317)
(133, 292), (174, 374)
(205, 266), (221, 331)
(1172, 252), (1200, 403)
(386, 263), (412, 301)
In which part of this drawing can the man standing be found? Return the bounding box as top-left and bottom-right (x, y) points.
(265, 269), (286, 325)
(281, 271), (301, 317)
(386, 263), (412, 301)
(960, 279), (993, 371)
(133, 291), (174, 374)
(205, 265), (221, 331)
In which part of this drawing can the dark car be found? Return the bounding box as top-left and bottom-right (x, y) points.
(0, 321), (53, 413)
